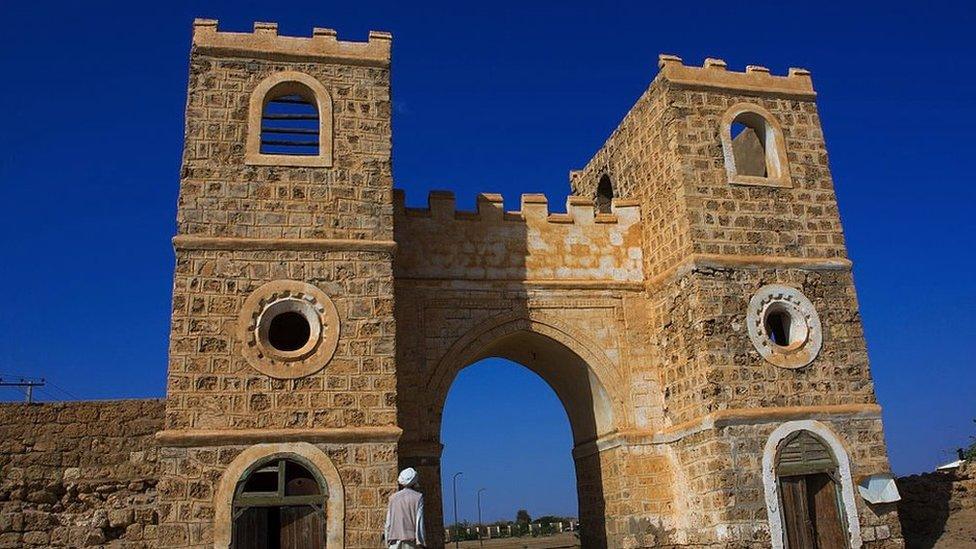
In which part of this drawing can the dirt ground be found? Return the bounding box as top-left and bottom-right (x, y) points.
(452, 532), (580, 548)
(929, 508), (976, 548)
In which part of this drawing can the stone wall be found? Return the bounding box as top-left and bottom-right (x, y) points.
(393, 191), (643, 282)
(178, 25), (393, 241)
(165, 248), (397, 432)
(897, 461), (976, 548)
(0, 399), (164, 548)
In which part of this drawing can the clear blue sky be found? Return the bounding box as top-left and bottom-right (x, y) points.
(1, 0), (974, 523)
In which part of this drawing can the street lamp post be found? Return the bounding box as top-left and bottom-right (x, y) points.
(452, 472), (463, 548)
(477, 488), (486, 547)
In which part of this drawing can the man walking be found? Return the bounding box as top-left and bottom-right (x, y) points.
(384, 467), (426, 548)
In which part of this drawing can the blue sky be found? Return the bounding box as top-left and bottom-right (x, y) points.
(1, 0), (974, 523)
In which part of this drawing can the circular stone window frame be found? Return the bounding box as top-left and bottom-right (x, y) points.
(237, 280), (340, 379)
(746, 284), (823, 369)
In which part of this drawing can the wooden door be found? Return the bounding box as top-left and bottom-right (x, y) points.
(279, 505), (326, 549)
(807, 473), (847, 548)
(232, 507), (270, 549)
(780, 475), (816, 549)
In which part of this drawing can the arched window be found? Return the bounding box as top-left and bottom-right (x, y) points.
(246, 72), (334, 167)
(260, 86), (320, 156)
(232, 457), (328, 549)
(720, 104), (790, 187)
(596, 174), (614, 214)
(775, 431), (850, 548)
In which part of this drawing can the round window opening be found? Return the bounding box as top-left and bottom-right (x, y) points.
(762, 302), (808, 350)
(747, 284), (822, 369)
(255, 298), (322, 361)
(238, 280), (341, 379)
(268, 311), (312, 352)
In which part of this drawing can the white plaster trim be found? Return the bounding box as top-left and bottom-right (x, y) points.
(213, 442), (345, 549)
(762, 420), (862, 549)
(747, 284), (823, 369)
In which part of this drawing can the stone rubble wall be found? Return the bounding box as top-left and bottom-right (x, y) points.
(897, 461), (976, 548)
(393, 191), (643, 282)
(0, 399), (164, 548)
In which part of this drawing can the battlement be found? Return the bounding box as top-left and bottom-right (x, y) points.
(393, 190), (640, 225)
(191, 19), (391, 67)
(393, 190), (644, 283)
(656, 54), (815, 98)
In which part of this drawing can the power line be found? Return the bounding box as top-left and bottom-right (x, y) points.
(0, 377), (46, 403)
(46, 380), (80, 401)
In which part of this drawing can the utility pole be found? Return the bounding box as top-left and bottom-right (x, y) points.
(452, 472), (463, 548)
(477, 488), (486, 547)
(0, 377), (45, 403)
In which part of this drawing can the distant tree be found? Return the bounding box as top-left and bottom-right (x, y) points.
(960, 419), (976, 461)
(516, 509), (531, 524)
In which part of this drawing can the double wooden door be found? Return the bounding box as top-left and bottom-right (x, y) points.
(779, 473), (847, 549)
(232, 505), (326, 549)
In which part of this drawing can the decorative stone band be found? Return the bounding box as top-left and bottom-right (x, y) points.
(191, 19), (391, 67)
(155, 425), (403, 448)
(657, 54), (816, 99)
(172, 235), (397, 253)
(571, 403), (882, 459)
(647, 253), (853, 290)
(394, 278), (646, 291)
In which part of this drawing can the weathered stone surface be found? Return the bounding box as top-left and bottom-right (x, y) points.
(0, 24), (908, 549)
(0, 400), (163, 547)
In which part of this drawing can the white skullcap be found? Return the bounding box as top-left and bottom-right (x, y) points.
(398, 467), (419, 487)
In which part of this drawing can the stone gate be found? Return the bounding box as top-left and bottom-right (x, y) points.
(2, 17), (909, 549)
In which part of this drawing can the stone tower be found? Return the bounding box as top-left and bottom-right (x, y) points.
(158, 19), (903, 549)
(567, 56), (901, 546)
(157, 20), (399, 548)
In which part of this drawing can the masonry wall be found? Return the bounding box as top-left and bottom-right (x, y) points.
(567, 58), (902, 547)
(570, 79), (691, 282)
(657, 417), (902, 547)
(394, 192), (643, 282)
(161, 20), (398, 549)
(177, 37), (393, 241)
(0, 400), (164, 548)
(657, 267), (876, 426)
(897, 462), (976, 548)
(166, 249), (396, 432)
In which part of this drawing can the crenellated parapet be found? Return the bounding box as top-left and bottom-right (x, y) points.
(191, 18), (391, 66)
(393, 190), (643, 284)
(656, 53), (815, 98)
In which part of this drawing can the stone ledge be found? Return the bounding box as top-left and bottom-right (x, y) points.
(648, 253), (853, 289)
(172, 234), (397, 253)
(572, 403), (882, 458)
(156, 426), (402, 447)
(393, 278), (645, 291)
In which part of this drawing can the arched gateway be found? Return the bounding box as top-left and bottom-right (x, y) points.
(154, 20), (903, 549)
(398, 313), (622, 547)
